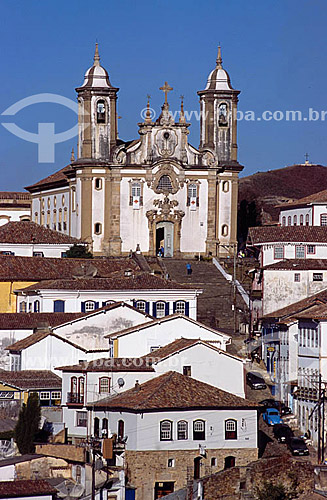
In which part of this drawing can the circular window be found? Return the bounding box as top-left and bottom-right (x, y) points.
(163, 132), (170, 140)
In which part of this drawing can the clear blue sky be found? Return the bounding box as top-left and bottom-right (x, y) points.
(1, 0), (327, 190)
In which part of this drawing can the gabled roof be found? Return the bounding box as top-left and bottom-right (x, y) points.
(278, 188), (327, 209)
(294, 303), (327, 320)
(25, 165), (72, 192)
(0, 255), (139, 281)
(105, 314), (231, 340)
(0, 370), (61, 390)
(142, 338), (243, 363)
(0, 312), (85, 330)
(263, 259), (327, 271)
(90, 371), (257, 411)
(56, 357), (154, 372)
(0, 221), (81, 245)
(247, 226), (327, 245)
(262, 288), (327, 320)
(5, 330), (98, 353)
(0, 480), (57, 497)
(18, 273), (195, 292)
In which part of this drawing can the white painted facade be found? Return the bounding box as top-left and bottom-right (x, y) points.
(151, 342), (246, 398)
(263, 268), (327, 315)
(279, 204), (327, 227)
(0, 243), (76, 258)
(258, 242), (327, 268)
(110, 316), (231, 357)
(0, 208), (30, 226)
(32, 188), (70, 235)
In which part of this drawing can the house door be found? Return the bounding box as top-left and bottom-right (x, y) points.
(156, 222), (174, 257)
(224, 456), (236, 469)
(194, 457), (201, 479)
(154, 482), (174, 499)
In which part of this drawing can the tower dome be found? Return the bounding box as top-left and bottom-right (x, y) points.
(81, 43), (112, 88)
(205, 46), (234, 91)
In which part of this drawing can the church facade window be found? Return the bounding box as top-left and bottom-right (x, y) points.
(187, 183), (199, 210)
(96, 100), (106, 123)
(157, 175), (173, 193)
(218, 103), (228, 126)
(71, 188), (76, 212)
(95, 178), (102, 190)
(94, 222), (102, 235)
(222, 181), (229, 193)
(129, 181), (143, 209)
(222, 224), (229, 237)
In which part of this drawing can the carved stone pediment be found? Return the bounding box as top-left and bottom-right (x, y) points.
(149, 163), (182, 194)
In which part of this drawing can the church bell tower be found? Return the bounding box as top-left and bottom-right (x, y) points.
(76, 44), (119, 161)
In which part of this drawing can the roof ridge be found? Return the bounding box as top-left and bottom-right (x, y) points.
(134, 371), (176, 409)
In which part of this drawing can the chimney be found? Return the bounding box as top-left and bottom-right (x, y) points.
(134, 380), (140, 391)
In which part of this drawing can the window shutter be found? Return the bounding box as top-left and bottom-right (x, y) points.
(196, 196), (199, 207)
(173, 301), (176, 313)
(133, 299), (137, 309)
(54, 300), (64, 313)
(153, 302), (157, 317)
(129, 195), (133, 206)
(102, 301), (107, 307)
(94, 302), (99, 310)
(165, 302), (170, 316)
(145, 302), (150, 314)
(185, 302), (190, 317)
(187, 196), (190, 207)
(81, 302), (85, 313)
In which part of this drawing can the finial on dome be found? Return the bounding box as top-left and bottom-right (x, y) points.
(145, 94), (152, 123)
(70, 148), (75, 163)
(216, 45), (223, 69)
(94, 43), (100, 66)
(179, 95), (186, 123)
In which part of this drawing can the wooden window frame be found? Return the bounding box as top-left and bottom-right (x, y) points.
(225, 419), (237, 440)
(193, 419), (205, 440)
(177, 420), (188, 440)
(160, 420), (173, 441)
(99, 377), (110, 394)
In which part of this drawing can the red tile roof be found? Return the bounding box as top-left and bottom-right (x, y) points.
(294, 303), (327, 320)
(25, 166), (72, 192)
(0, 192), (31, 201)
(0, 480), (56, 498)
(0, 370), (61, 390)
(57, 357), (155, 372)
(90, 371), (257, 411)
(0, 255), (139, 281)
(277, 188), (327, 208)
(0, 221), (81, 245)
(19, 272), (194, 292)
(0, 312), (85, 330)
(5, 330), (90, 353)
(264, 259), (327, 271)
(262, 288), (327, 320)
(248, 226), (327, 245)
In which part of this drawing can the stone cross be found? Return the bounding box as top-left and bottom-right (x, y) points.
(159, 81), (173, 105)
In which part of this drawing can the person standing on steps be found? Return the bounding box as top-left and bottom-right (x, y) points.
(186, 263), (192, 276)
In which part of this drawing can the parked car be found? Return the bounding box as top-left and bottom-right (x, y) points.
(246, 372), (267, 390)
(259, 399), (292, 416)
(262, 408), (283, 426)
(287, 437), (309, 456)
(273, 424), (294, 443)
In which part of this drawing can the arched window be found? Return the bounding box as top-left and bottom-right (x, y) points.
(78, 377), (84, 403)
(94, 222), (102, 235)
(175, 301), (186, 315)
(193, 420), (205, 440)
(34, 300), (40, 313)
(160, 420), (172, 441)
(300, 214), (304, 226)
(130, 181), (143, 209)
(19, 301), (27, 313)
(96, 100), (106, 123)
(293, 215), (297, 226)
(132, 182), (141, 197)
(218, 103), (228, 126)
(188, 183), (197, 198)
(102, 418), (108, 432)
(222, 224), (229, 237)
(187, 183), (198, 210)
(288, 216), (291, 226)
(118, 419), (125, 441)
(177, 420), (188, 440)
(99, 377), (110, 394)
(34, 212), (38, 223)
(225, 419), (237, 440)
(84, 301), (96, 312)
(155, 301), (166, 318)
(71, 376), (77, 394)
(282, 216), (286, 226)
(136, 300), (146, 313)
(95, 178), (102, 190)
(157, 175), (173, 193)
(222, 181), (229, 193)
(305, 214), (310, 226)
(94, 417), (100, 437)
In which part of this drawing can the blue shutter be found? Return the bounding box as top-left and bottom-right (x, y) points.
(102, 301), (106, 307)
(94, 302), (99, 310)
(145, 302), (150, 314)
(153, 302), (157, 317)
(81, 302), (86, 313)
(165, 302), (169, 316)
(133, 299), (137, 309)
(54, 300), (64, 313)
(185, 302), (190, 317)
(173, 302), (176, 313)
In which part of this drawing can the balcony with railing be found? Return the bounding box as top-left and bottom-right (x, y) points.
(66, 392), (84, 406)
(294, 386), (318, 401)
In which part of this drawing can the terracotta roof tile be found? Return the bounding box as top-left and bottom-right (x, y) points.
(277, 188), (327, 208)
(262, 288), (327, 319)
(57, 357), (155, 372)
(0, 312), (85, 330)
(0, 221), (81, 245)
(0, 480), (56, 497)
(0, 192), (31, 201)
(25, 166), (71, 191)
(90, 371), (257, 411)
(19, 272), (193, 292)
(5, 330), (90, 353)
(248, 226), (327, 245)
(0, 370), (61, 390)
(264, 259), (327, 271)
(0, 255), (139, 281)
(294, 303), (327, 320)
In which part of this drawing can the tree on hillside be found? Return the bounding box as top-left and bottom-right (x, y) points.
(255, 477), (301, 500)
(65, 244), (93, 259)
(15, 392), (41, 454)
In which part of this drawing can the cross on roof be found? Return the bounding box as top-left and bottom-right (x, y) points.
(305, 152), (310, 163)
(159, 81), (173, 105)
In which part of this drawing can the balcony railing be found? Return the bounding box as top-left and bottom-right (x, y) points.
(294, 387), (318, 401)
(67, 392), (84, 405)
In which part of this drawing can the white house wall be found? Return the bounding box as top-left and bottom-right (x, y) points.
(261, 243), (327, 267)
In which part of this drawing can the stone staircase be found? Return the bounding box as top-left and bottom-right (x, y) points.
(158, 258), (248, 333)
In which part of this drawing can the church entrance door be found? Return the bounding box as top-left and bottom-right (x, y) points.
(156, 221), (174, 257)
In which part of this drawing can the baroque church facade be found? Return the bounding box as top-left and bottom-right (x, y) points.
(27, 45), (243, 258)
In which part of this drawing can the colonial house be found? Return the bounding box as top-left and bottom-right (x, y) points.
(0, 221), (83, 258)
(88, 371), (258, 499)
(58, 357), (155, 442)
(105, 315), (231, 358)
(0, 370), (62, 407)
(0, 192), (31, 226)
(0, 254), (139, 313)
(278, 188), (327, 227)
(144, 338), (246, 398)
(15, 273), (200, 318)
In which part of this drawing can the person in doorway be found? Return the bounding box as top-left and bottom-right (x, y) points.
(160, 245), (164, 257)
(186, 263), (192, 275)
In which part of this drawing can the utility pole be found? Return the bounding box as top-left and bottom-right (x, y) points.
(233, 244), (237, 335)
(318, 374), (322, 464)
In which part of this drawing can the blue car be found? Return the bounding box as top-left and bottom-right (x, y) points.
(262, 408), (283, 426)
